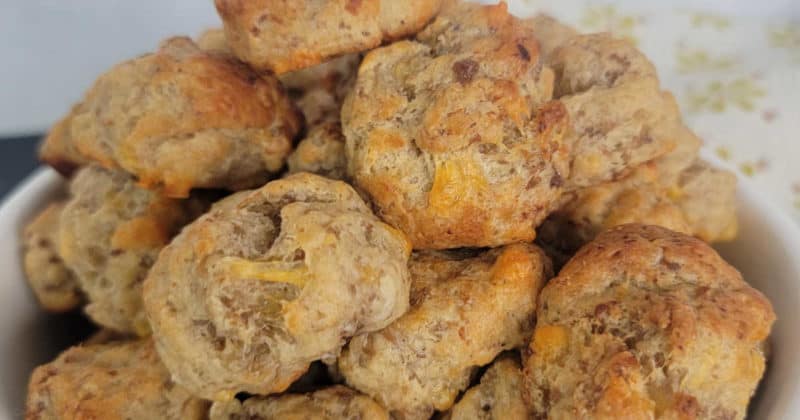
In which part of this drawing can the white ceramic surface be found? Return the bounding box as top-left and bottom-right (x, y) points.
(1, 161), (799, 419)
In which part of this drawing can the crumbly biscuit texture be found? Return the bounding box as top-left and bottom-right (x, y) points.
(215, 0), (442, 73)
(39, 37), (302, 197)
(22, 202), (82, 313)
(344, 1), (569, 249)
(209, 386), (389, 420)
(143, 173), (411, 400)
(59, 166), (205, 335)
(443, 354), (529, 420)
(523, 224), (775, 420)
(287, 122), (348, 180)
(339, 244), (551, 419)
(26, 340), (207, 420)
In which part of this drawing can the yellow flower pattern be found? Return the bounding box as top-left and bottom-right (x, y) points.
(687, 79), (766, 113)
(738, 159), (769, 178)
(769, 24), (800, 62)
(580, 5), (640, 44)
(689, 12), (731, 30)
(676, 48), (736, 73)
(715, 146), (732, 161)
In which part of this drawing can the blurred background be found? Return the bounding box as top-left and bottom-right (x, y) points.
(0, 1), (219, 196)
(1, 0), (798, 221)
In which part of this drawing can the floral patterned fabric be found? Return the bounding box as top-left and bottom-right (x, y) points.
(508, 0), (800, 223)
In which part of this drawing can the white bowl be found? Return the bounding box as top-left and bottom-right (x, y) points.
(1, 165), (798, 419)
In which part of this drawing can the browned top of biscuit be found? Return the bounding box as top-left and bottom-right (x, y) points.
(215, 0), (442, 73)
(40, 37), (302, 197)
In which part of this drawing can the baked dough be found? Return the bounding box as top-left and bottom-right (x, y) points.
(523, 224), (775, 419)
(209, 386), (389, 420)
(143, 173), (411, 400)
(26, 340), (207, 420)
(22, 202), (82, 313)
(287, 121), (348, 180)
(443, 354), (528, 420)
(59, 166), (206, 334)
(214, 0), (442, 73)
(344, 1), (568, 249)
(339, 243), (551, 418)
(39, 37), (302, 197)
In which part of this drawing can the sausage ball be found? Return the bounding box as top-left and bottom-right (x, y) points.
(26, 340), (207, 420)
(59, 166), (206, 334)
(343, 1), (569, 249)
(39, 37), (302, 197)
(338, 243), (552, 418)
(523, 224), (775, 419)
(214, 0), (442, 73)
(22, 202), (82, 313)
(143, 173), (412, 400)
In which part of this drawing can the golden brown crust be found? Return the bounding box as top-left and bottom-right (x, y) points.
(339, 244), (552, 418)
(209, 386), (389, 420)
(22, 202), (82, 313)
(215, 0), (442, 73)
(143, 173), (412, 400)
(39, 37), (302, 197)
(344, 1), (569, 249)
(523, 224), (775, 419)
(287, 121), (348, 180)
(196, 29), (359, 126)
(380, 0), (443, 40)
(444, 354), (529, 420)
(59, 166), (206, 335)
(26, 340), (207, 420)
